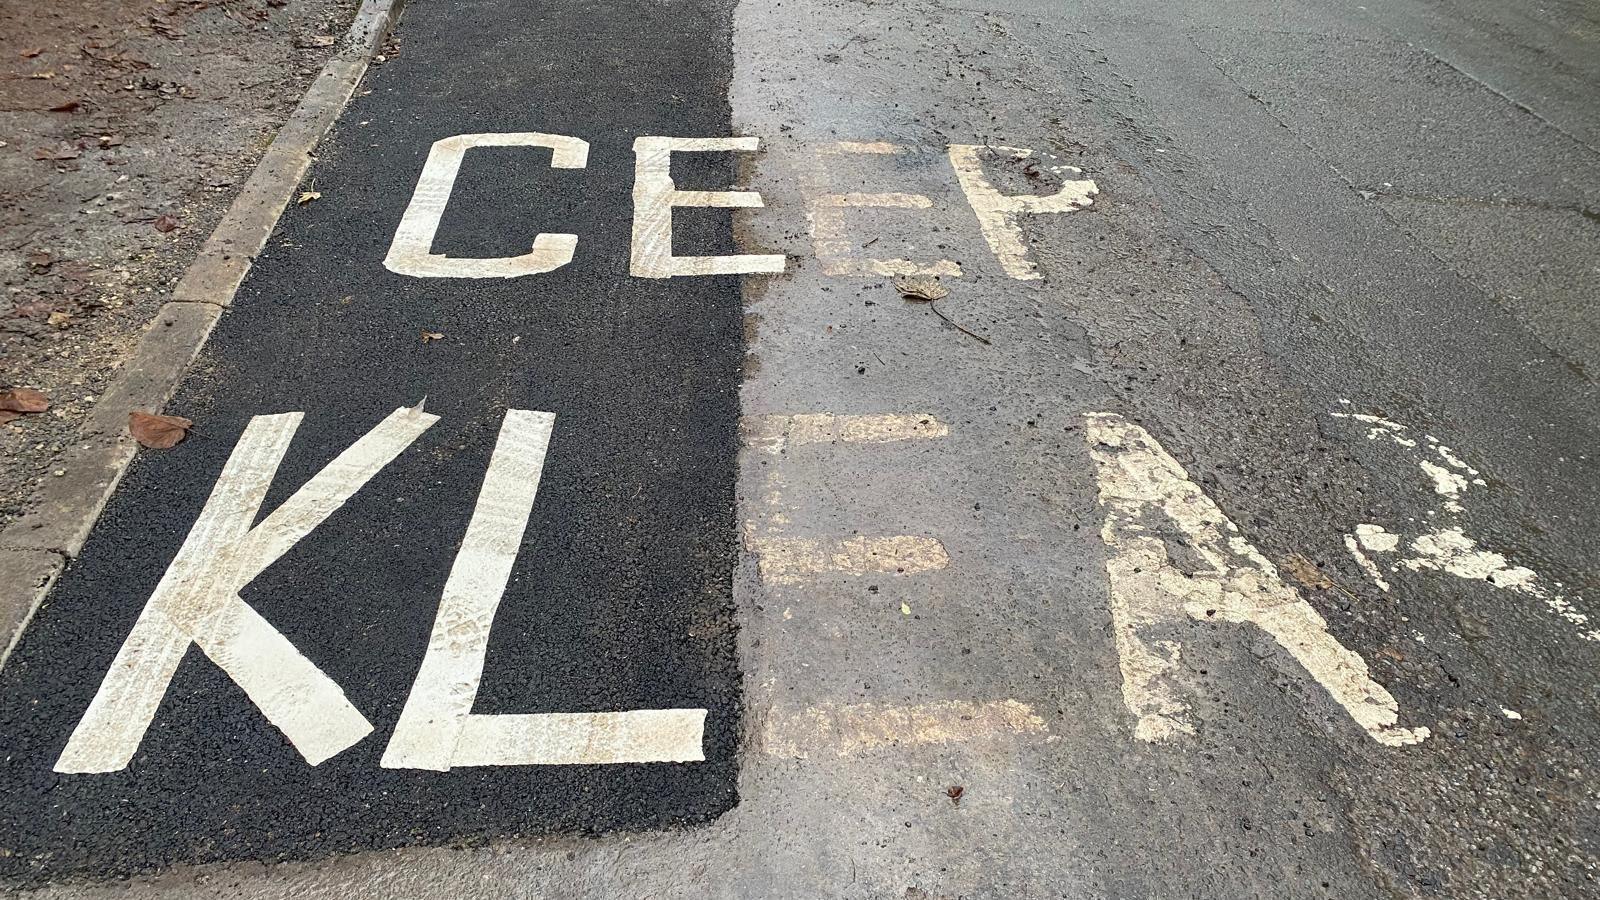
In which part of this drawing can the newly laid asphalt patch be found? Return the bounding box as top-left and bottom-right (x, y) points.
(0, 0), (744, 880)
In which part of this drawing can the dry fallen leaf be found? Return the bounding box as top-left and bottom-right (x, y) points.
(129, 411), (192, 449)
(0, 411), (20, 425)
(28, 71), (56, 80)
(900, 601), (911, 616)
(420, 330), (444, 343)
(98, 134), (124, 148)
(47, 311), (72, 328)
(297, 190), (321, 205)
(946, 785), (964, 805)
(20, 48), (43, 58)
(153, 213), (179, 233)
(32, 143), (80, 161)
(48, 99), (81, 113)
(895, 274), (949, 302)
(0, 387), (50, 414)
(1281, 553), (1333, 591)
(300, 34), (336, 48)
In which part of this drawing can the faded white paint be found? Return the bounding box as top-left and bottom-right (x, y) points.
(384, 132), (589, 278)
(764, 699), (1047, 758)
(749, 535), (950, 585)
(741, 412), (948, 453)
(1085, 412), (1428, 747)
(630, 136), (786, 278)
(947, 144), (1098, 280)
(1343, 532), (1391, 592)
(383, 410), (705, 769)
(1354, 522), (1401, 554)
(1332, 408), (1596, 642)
(56, 407), (438, 773)
(804, 142), (961, 278)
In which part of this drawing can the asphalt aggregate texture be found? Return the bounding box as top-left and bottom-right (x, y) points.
(0, 0), (745, 881)
(2, 0), (1599, 896)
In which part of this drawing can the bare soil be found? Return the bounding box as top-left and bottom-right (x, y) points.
(0, 0), (360, 528)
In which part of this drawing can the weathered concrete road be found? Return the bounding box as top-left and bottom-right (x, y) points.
(2, 0), (1596, 897)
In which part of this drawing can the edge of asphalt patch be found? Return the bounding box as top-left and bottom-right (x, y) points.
(0, 0), (407, 667)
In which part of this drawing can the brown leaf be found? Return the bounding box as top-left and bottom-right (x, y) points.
(0, 410), (20, 425)
(299, 34), (336, 48)
(129, 411), (192, 449)
(98, 134), (125, 148)
(20, 48), (43, 58)
(153, 213), (179, 233)
(32, 143), (80, 161)
(47, 311), (73, 328)
(420, 330), (444, 343)
(48, 99), (81, 113)
(1281, 553), (1333, 591)
(945, 785), (964, 804)
(894, 275), (949, 302)
(26, 249), (53, 269)
(0, 387), (50, 414)
(296, 190), (321, 205)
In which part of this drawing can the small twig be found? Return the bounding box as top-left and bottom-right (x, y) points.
(929, 301), (991, 345)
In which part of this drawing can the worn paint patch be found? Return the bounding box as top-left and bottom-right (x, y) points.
(741, 412), (949, 453)
(1085, 412), (1428, 747)
(1332, 408), (1596, 642)
(763, 699), (1048, 758)
(1343, 532), (1391, 592)
(749, 535), (950, 584)
(947, 144), (1098, 279)
(803, 141), (962, 278)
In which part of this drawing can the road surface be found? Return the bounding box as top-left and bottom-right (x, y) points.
(1, 0), (1596, 896)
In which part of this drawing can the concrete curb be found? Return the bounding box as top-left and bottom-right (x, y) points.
(0, 0), (407, 667)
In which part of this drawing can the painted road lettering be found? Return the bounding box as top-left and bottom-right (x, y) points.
(59, 408), (709, 774)
(385, 409), (705, 769)
(1084, 413), (1429, 747)
(383, 135), (1095, 281)
(56, 407), (438, 773)
(384, 133), (589, 278)
(630, 136), (787, 278)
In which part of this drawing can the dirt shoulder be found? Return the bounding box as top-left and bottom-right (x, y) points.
(0, 0), (363, 529)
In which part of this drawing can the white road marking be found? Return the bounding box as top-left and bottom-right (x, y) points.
(384, 132), (589, 278)
(382, 410), (705, 770)
(630, 136), (786, 278)
(763, 699), (1048, 758)
(947, 144), (1098, 280)
(1343, 532), (1391, 592)
(804, 142), (961, 278)
(749, 536), (950, 585)
(1085, 412), (1429, 747)
(741, 412), (949, 453)
(55, 407), (438, 773)
(1332, 409), (1597, 642)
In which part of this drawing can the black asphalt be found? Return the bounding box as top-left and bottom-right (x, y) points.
(0, 0), (745, 880)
